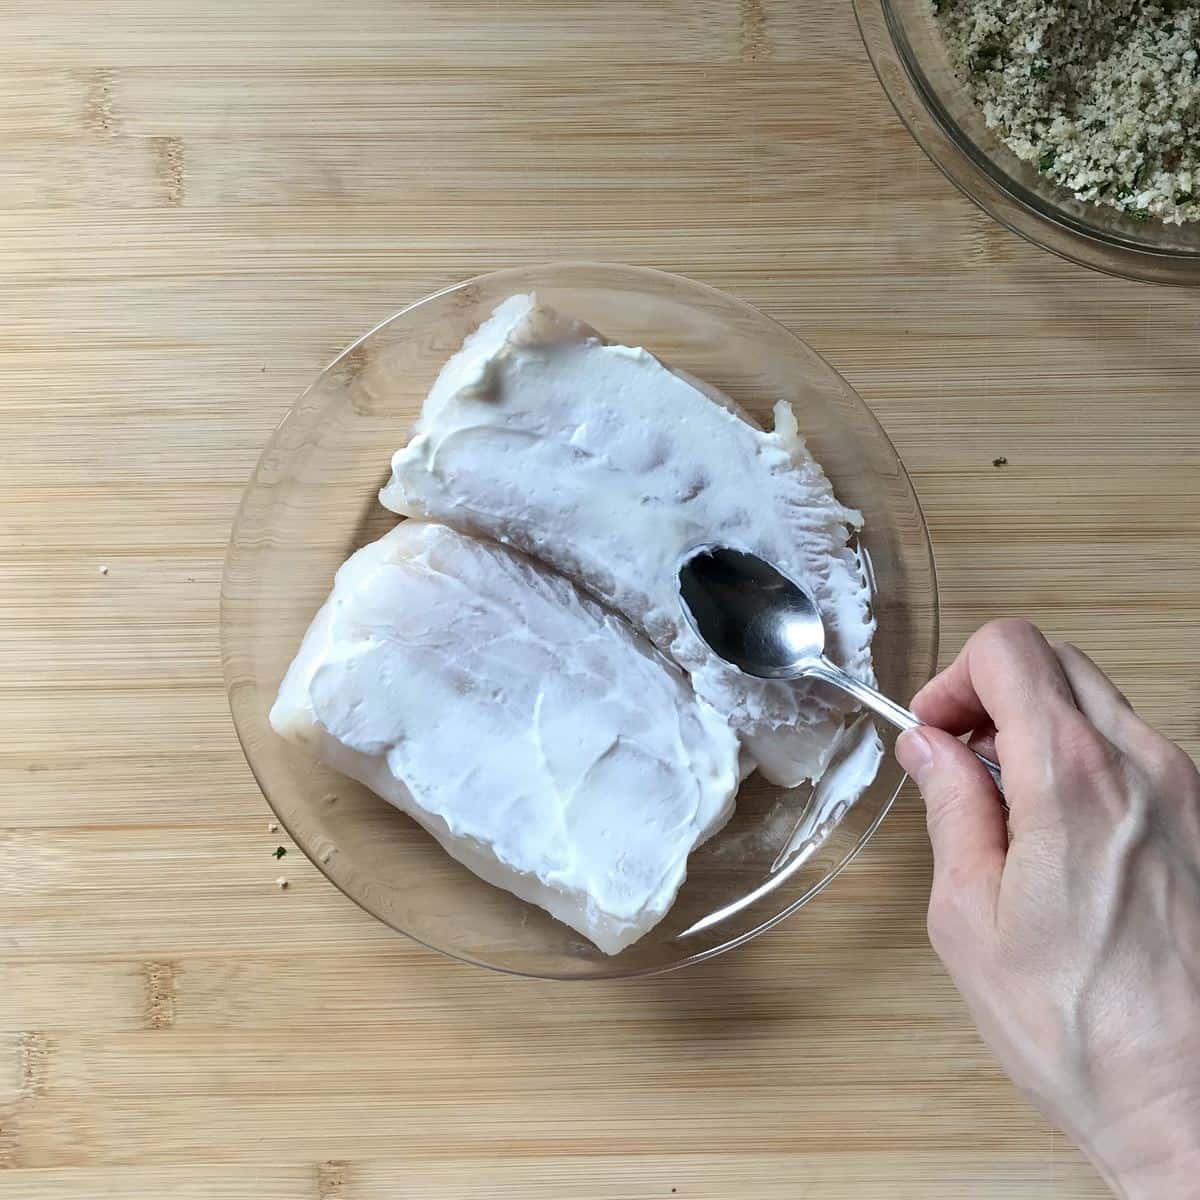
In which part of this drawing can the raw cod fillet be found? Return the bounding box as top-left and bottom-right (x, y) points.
(380, 295), (876, 788)
(270, 520), (741, 955)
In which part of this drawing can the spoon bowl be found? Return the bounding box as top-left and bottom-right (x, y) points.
(679, 545), (1004, 791)
(678, 546), (829, 678)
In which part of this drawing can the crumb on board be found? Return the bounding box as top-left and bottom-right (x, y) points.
(322, 793), (338, 805)
(992, 456), (1008, 467)
(98, 565), (109, 575)
(267, 821), (278, 833)
(275, 876), (288, 888)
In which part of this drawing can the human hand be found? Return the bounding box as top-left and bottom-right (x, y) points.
(896, 620), (1200, 1199)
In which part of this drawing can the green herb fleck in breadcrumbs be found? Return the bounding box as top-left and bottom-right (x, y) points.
(273, 845), (288, 859)
(935, 0), (1200, 226)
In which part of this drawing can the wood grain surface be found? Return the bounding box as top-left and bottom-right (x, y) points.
(2, 2), (1198, 1197)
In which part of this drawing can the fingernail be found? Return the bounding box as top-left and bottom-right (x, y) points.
(896, 728), (933, 781)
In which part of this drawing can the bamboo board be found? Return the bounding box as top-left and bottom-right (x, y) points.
(2, 2), (1198, 1196)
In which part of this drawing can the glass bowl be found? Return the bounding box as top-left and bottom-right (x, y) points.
(221, 263), (938, 979)
(854, 0), (1200, 286)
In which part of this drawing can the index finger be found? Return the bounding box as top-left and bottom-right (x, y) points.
(912, 619), (1078, 740)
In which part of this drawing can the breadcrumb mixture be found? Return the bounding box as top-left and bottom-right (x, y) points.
(935, 0), (1200, 225)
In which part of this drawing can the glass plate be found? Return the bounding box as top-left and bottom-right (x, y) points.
(221, 263), (938, 978)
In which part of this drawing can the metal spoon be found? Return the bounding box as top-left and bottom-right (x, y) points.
(678, 546), (1003, 791)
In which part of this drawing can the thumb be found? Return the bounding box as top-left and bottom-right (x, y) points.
(896, 726), (1007, 900)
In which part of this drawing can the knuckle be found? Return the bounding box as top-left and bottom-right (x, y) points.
(976, 617), (1039, 651)
(1125, 720), (1174, 762)
(1150, 741), (1200, 793)
(971, 619), (1051, 682)
(1053, 713), (1115, 781)
(1053, 640), (1134, 709)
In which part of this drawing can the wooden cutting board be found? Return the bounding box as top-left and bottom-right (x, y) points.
(2, 2), (1197, 1196)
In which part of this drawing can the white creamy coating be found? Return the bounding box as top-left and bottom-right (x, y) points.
(270, 520), (741, 955)
(381, 295), (878, 788)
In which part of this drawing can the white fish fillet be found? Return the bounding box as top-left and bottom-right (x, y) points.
(381, 295), (876, 788)
(270, 520), (741, 955)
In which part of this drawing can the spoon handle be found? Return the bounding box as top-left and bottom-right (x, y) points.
(808, 657), (1005, 793)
